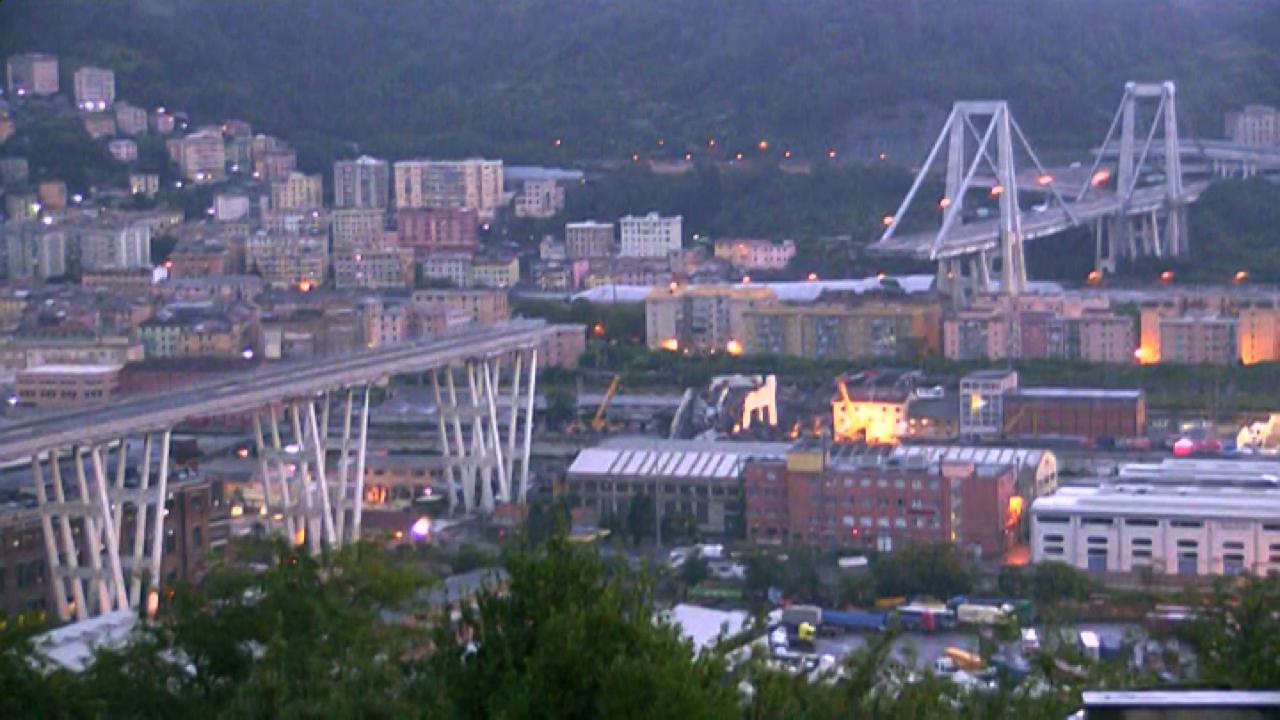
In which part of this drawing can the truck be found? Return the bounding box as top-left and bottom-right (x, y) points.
(820, 609), (888, 634)
(956, 603), (1010, 626)
(894, 603), (954, 633)
(781, 604), (823, 631)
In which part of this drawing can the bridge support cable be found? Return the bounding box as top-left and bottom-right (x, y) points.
(31, 429), (174, 623)
(1085, 81), (1189, 270)
(879, 100), (1072, 298)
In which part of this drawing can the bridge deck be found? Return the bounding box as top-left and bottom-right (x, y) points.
(0, 320), (564, 462)
(872, 182), (1206, 259)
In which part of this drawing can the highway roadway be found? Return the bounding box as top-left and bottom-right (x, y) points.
(0, 320), (562, 463)
(872, 181), (1208, 260)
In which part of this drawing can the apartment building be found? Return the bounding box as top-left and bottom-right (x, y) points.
(179, 129), (227, 183)
(1225, 105), (1279, 146)
(620, 212), (682, 258)
(334, 155), (390, 209)
(114, 102), (148, 135)
(513, 178), (565, 218)
(256, 148), (297, 183)
(72, 66), (115, 110)
(332, 208), (387, 246)
(410, 288), (509, 325)
(6, 53), (58, 97)
(565, 221), (614, 259)
(245, 232), (328, 289)
(333, 241), (412, 290)
(470, 255), (519, 288)
(129, 173), (160, 198)
(742, 299), (941, 359)
(396, 208), (479, 257)
(393, 158), (504, 220)
(645, 284), (776, 353)
(270, 172), (323, 211)
(713, 237), (796, 271)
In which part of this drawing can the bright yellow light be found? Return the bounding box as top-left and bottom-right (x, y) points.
(725, 339), (743, 356)
(882, 215), (895, 227)
(807, 272), (818, 281)
(969, 394), (986, 413)
(939, 197), (951, 209)
(1087, 270), (1101, 285)
(1235, 270), (1249, 283)
(293, 527), (306, 546)
(660, 338), (679, 352)
(229, 505), (244, 518)
(990, 184), (1004, 196)
(1006, 495), (1025, 530)
(757, 139), (769, 151)
(1091, 169), (1111, 186)
(708, 138), (717, 147)
(1037, 174), (1053, 186)
(298, 279), (313, 293)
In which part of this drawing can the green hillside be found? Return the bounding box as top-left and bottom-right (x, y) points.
(2, 0), (1277, 170)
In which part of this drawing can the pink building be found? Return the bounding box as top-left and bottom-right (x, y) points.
(713, 237), (796, 271)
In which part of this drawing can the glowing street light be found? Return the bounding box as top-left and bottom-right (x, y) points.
(553, 138), (562, 147)
(939, 197), (951, 209)
(990, 184), (1004, 197)
(827, 148), (837, 159)
(683, 152), (693, 161)
(807, 272), (818, 281)
(882, 215), (895, 227)
(757, 139), (769, 151)
(410, 516), (431, 539)
(783, 150), (792, 159)
(1234, 270), (1249, 283)
(734, 152), (744, 161)
(1159, 270), (1174, 284)
(1091, 169), (1111, 186)
(1036, 174), (1053, 186)
(741, 275), (752, 284)
(725, 339), (744, 356)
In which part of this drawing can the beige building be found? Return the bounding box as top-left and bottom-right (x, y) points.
(513, 178), (565, 218)
(1157, 313), (1238, 365)
(420, 253), (472, 288)
(944, 304), (1011, 360)
(129, 173), (160, 198)
(245, 232), (328, 289)
(1138, 291), (1280, 365)
(361, 298), (411, 348)
(180, 129), (227, 183)
(331, 208), (386, 246)
(334, 155), (390, 209)
(411, 288), (509, 325)
(744, 299), (941, 359)
(6, 53), (58, 97)
(17, 364), (120, 409)
(393, 158), (504, 220)
(565, 221), (614, 259)
(470, 256), (519, 288)
(72, 66), (115, 110)
(645, 284), (776, 353)
(270, 172), (323, 211)
(1225, 105), (1279, 147)
(713, 237), (796, 270)
(333, 240), (411, 290)
(620, 212), (682, 258)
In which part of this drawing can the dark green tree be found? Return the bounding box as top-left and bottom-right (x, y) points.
(422, 536), (738, 719)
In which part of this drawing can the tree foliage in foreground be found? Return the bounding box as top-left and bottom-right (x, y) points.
(6, 539), (1280, 718)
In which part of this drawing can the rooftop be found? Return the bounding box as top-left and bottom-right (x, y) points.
(570, 436), (792, 479)
(18, 363), (122, 376)
(1014, 387), (1142, 400)
(1031, 483), (1280, 521)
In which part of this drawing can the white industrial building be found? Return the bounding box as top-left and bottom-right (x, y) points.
(1031, 464), (1280, 577)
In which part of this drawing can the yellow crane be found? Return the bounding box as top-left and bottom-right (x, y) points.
(591, 374), (622, 432)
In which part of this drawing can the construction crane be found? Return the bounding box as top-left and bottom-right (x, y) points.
(591, 374), (622, 432)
